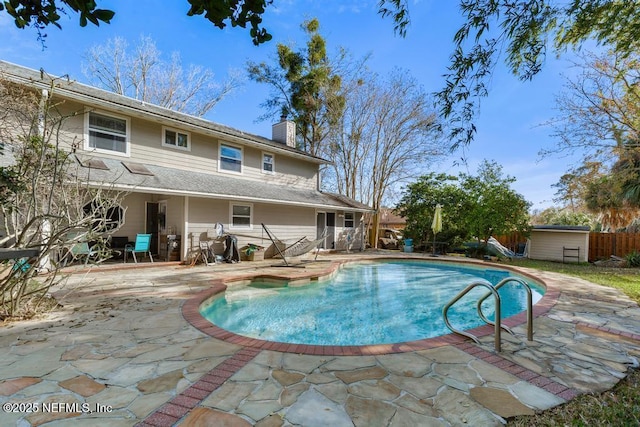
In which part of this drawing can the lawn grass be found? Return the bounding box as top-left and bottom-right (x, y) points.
(509, 259), (640, 303)
(504, 259), (640, 426)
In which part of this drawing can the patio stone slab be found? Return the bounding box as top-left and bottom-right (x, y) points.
(315, 382), (349, 404)
(272, 370), (304, 386)
(391, 407), (448, 427)
(333, 366), (387, 384)
(86, 385), (139, 409)
(375, 353), (432, 377)
(25, 394), (84, 426)
(345, 395), (396, 427)
(279, 383), (310, 406)
(255, 414), (285, 427)
(230, 362), (270, 381)
(281, 354), (327, 373)
(248, 381), (282, 401)
(0, 377), (41, 395)
(322, 356), (377, 371)
(238, 400), (283, 422)
(182, 339), (240, 360)
(434, 388), (502, 427)
(470, 386), (535, 417)
(395, 393), (436, 416)
(105, 363), (157, 387)
(434, 363), (484, 387)
(201, 382), (257, 411)
(179, 407), (252, 427)
(347, 379), (401, 400)
(127, 392), (173, 418)
(285, 389), (352, 427)
(59, 375), (106, 397)
(137, 369), (184, 393)
(388, 374), (442, 399)
(509, 381), (566, 410)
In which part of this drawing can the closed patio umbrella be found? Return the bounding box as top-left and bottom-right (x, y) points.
(431, 204), (442, 256)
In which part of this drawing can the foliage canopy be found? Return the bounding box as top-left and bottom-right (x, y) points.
(396, 161), (531, 252)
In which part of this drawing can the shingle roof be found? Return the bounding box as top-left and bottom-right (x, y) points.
(73, 155), (372, 212)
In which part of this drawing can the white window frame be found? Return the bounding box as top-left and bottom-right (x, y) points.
(344, 212), (355, 228)
(84, 109), (130, 157)
(229, 203), (253, 230)
(261, 152), (275, 174)
(162, 126), (191, 151)
(219, 143), (243, 174)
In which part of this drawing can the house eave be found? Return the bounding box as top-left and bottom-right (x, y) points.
(85, 181), (373, 213)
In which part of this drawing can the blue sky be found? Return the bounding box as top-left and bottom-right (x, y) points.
(0, 0), (586, 210)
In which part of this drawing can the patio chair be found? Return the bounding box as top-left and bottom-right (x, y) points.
(61, 233), (99, 267)
(124, 234), (154, 263)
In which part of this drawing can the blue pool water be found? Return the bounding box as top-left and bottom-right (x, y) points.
(199, 260), (545, 346)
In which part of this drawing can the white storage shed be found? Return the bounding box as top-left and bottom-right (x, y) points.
(527, 225), (590, 263)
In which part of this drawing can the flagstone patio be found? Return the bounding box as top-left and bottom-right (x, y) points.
(0, 253), (639, 426)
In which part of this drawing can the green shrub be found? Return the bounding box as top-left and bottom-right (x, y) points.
(625, 250), (640, 267)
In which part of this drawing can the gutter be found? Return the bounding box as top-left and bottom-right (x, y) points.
(84, 181), (373, 213)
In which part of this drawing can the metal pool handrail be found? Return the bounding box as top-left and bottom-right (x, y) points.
(476, 277), (534, 342)
(443, 281), (502, 352)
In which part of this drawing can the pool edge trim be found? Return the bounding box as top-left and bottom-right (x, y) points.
(181, 256), (558, 355)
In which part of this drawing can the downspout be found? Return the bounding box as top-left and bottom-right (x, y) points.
(39, 89), (51, 272)
(182, 196), (189, 262)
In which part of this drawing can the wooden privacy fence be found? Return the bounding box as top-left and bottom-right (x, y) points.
(588, 232), (640, 261)
(496, 231), (640, 262)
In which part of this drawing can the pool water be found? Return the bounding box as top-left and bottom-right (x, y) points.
(199, 260), (544, 346)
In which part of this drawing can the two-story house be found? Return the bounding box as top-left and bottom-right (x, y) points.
(0, 61), (370, 261)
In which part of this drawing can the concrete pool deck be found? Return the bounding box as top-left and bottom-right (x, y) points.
(0, 252), (639, 426)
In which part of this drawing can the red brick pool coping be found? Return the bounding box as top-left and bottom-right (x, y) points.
(181, 257), (560, 356)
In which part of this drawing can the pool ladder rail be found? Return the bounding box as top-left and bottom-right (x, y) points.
(443, 277), (534, 352)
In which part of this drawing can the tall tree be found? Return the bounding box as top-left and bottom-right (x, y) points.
(459, 160), (531, 250)
(326, 69), (442, 243)
(552, 162), (602, 211)
(247, 18), (344, 156)
(83, 35), (241, 117)
(543, 51), (640, 163)
(546, 51), (640, 227)
(395, 173), (467, 246)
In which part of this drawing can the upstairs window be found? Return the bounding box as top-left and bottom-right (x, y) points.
(262, 152), (274, 174)
(163, 127), (190, 150)
(86, 111), (129, 156)
(220, 143), (242, 173)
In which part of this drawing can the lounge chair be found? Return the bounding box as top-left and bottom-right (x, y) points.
(124, 234), (154, 263)
(61, 232), (99, 266)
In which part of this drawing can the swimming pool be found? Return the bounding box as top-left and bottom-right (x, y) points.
(199, 260), (545, 346)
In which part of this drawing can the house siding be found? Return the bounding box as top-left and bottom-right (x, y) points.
(56, 97), (319, 190)
(528, 230), (589, 263)
(186, 197), (317, 256)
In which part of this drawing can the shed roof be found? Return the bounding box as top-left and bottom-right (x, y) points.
(532, 225), (591, 232)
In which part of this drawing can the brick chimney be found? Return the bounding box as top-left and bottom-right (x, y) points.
(272, 115), (296, 148)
